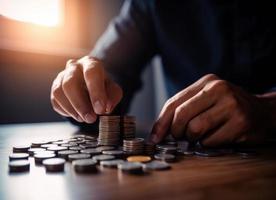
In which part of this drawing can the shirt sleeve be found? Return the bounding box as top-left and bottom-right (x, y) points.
(90, 0), (157, 114)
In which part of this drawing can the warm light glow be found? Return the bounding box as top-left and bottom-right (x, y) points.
(0, 0), (62, 27)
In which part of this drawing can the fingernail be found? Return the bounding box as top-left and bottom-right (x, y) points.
(76, 116), (84, 123)
(94, 100), (104, 114)
(105, 103), (112, 114)
(84, 113), (96, 123)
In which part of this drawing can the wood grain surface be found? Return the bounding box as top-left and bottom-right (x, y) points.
(0, 122), (275, 200)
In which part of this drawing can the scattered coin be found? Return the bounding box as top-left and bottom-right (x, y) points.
(58, 150), (78, 160)
(34, 153), (56, 164)
(47, 146), (68, 153)
(9, 153), (29, 161)
(43, 158), (65, 172)
(100, 159), (125, 168)
(143, 161), (171, 171)
(118, 162), (143, 174)
(195, 149), (224, 157)
(72, 159), (98, 173)
(80, 148), (102, 156)
(154, 153), (176, 162)
(31, 140), (49, 147)
(69, 146), (83, 151)
(68, 153), (91, 162)
(127, 156), (152, 163)
(102, 150), (124, 158)
(28, 148), (46, 156)
(92, 155), (115, 163)
(9, 160), (30, 173)
(13, 144), (30, 153)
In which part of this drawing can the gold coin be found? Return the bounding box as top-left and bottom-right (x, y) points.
(127, 156), (152, 163)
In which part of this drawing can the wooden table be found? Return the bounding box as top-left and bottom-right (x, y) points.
(0, 122), (276, 200)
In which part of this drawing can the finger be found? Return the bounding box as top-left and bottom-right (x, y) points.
(185, 100), (229, 141)
(201, 119), (237, 147)
(51, 98), (69, 117)
(170, 89), (216, 139)
(62, 63), (97, 123)
(51, 72), (83, 122)
(150, 74), (219, 143)
(105, 79), (123, 113)
(80, 58), (108, 114)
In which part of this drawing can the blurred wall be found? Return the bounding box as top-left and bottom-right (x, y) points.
(0, 0), (157, 126)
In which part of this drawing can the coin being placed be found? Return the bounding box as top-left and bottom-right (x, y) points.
(68, 153), (91, 162)
(28, 148), (46, 156)
(118, 162), (143, 174)
(42, 158), (65, 172)
(127, 156), (152, 163)
(9, 153), (29, 161)
(100, 159), (125, 168)
(154, 153), (176, 163)
(34, 153), (56, 165)
(143, 161), (171, 171)
(9, 160), (30, 173)
(58, 150), (78, 160)
(13, 144), (30, 153)
(72, 159), (98, 173)
(92, 155), (115, 163)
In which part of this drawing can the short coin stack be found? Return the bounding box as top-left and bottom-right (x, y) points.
(123, 138), (145, 155)
(121, 116), (136, 140)
(98, 115), (121, 146)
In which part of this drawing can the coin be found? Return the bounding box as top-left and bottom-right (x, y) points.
(69, 146), (83, 151)
(31, 140), (49, 147)
(72, 159), (98, 173)
(9, 153), (29, 161)
(118, 162), (143, 174)
(92, 155), (115, 163)
(102, 150), (124, 158)
(57, 150), (78, 160)
(100, 159), (125, 168)
(34, 153), (56, 164)
(195, 149), (224, 157)
(68, 153), (91, 162)
(47, 146), (68, 153)
(154, 153), (176, 162)
(143, 161), (171, 171)
(43, 158), (65, 172)
(127, 156), (152, 163)
(41, 144), (59, 149)
(28, 148), (46, 156)
(13, 144), (30, 153)
(123, 138), (144, 155)
(80, 148), (102, 156)
(9, 160), (30, 173)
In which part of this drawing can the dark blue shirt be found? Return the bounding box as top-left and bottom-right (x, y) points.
(91, 0), (276, 112)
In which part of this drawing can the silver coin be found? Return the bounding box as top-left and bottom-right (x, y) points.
(9, 153), (29, 161)
(143, 161), (171, 171)
(195, 149), (224, 157)
(80, 148), (102, 155)
(154, 153), (176, 162)
(34, 153), (55, 164)
(72, 159), (98, 173)
(28, 148), (46, 156)
(100, 159), (125, 168)
(13, 144), (30, 153)
(57, 150), (78, 160)
(92, 155), (115, 163)
(9, 160), (30, 172)
(42, 158), (65, 172)
(68, 153), (91, 162)
(118, 162), (143, 174)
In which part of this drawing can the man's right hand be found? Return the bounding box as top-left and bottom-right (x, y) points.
(50, 56), (123, 123)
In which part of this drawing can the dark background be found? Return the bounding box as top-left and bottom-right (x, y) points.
(0, 0), (144, 124)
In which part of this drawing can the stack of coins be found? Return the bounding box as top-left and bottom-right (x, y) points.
(98, 116), (120, 146)
(144, 142), (156, 155)
(123, 138), (145, 155)
(122, 116), (136, 140)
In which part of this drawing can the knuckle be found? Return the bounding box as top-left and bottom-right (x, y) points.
(52, 86), (62, 99)
(164, 97), (177, 112)
(235, 113), (249, 130)
(62, 75), (75, 90)
(174, 106), (184, 122)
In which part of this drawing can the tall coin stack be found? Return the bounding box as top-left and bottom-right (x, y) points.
(123, 138), (145, 155)
(98, 116), (120, 146)
(122, 116), (136, 140)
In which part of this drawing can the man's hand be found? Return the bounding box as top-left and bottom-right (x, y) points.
(150, 74), (274, 146)
(50, 56), (123, 123)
